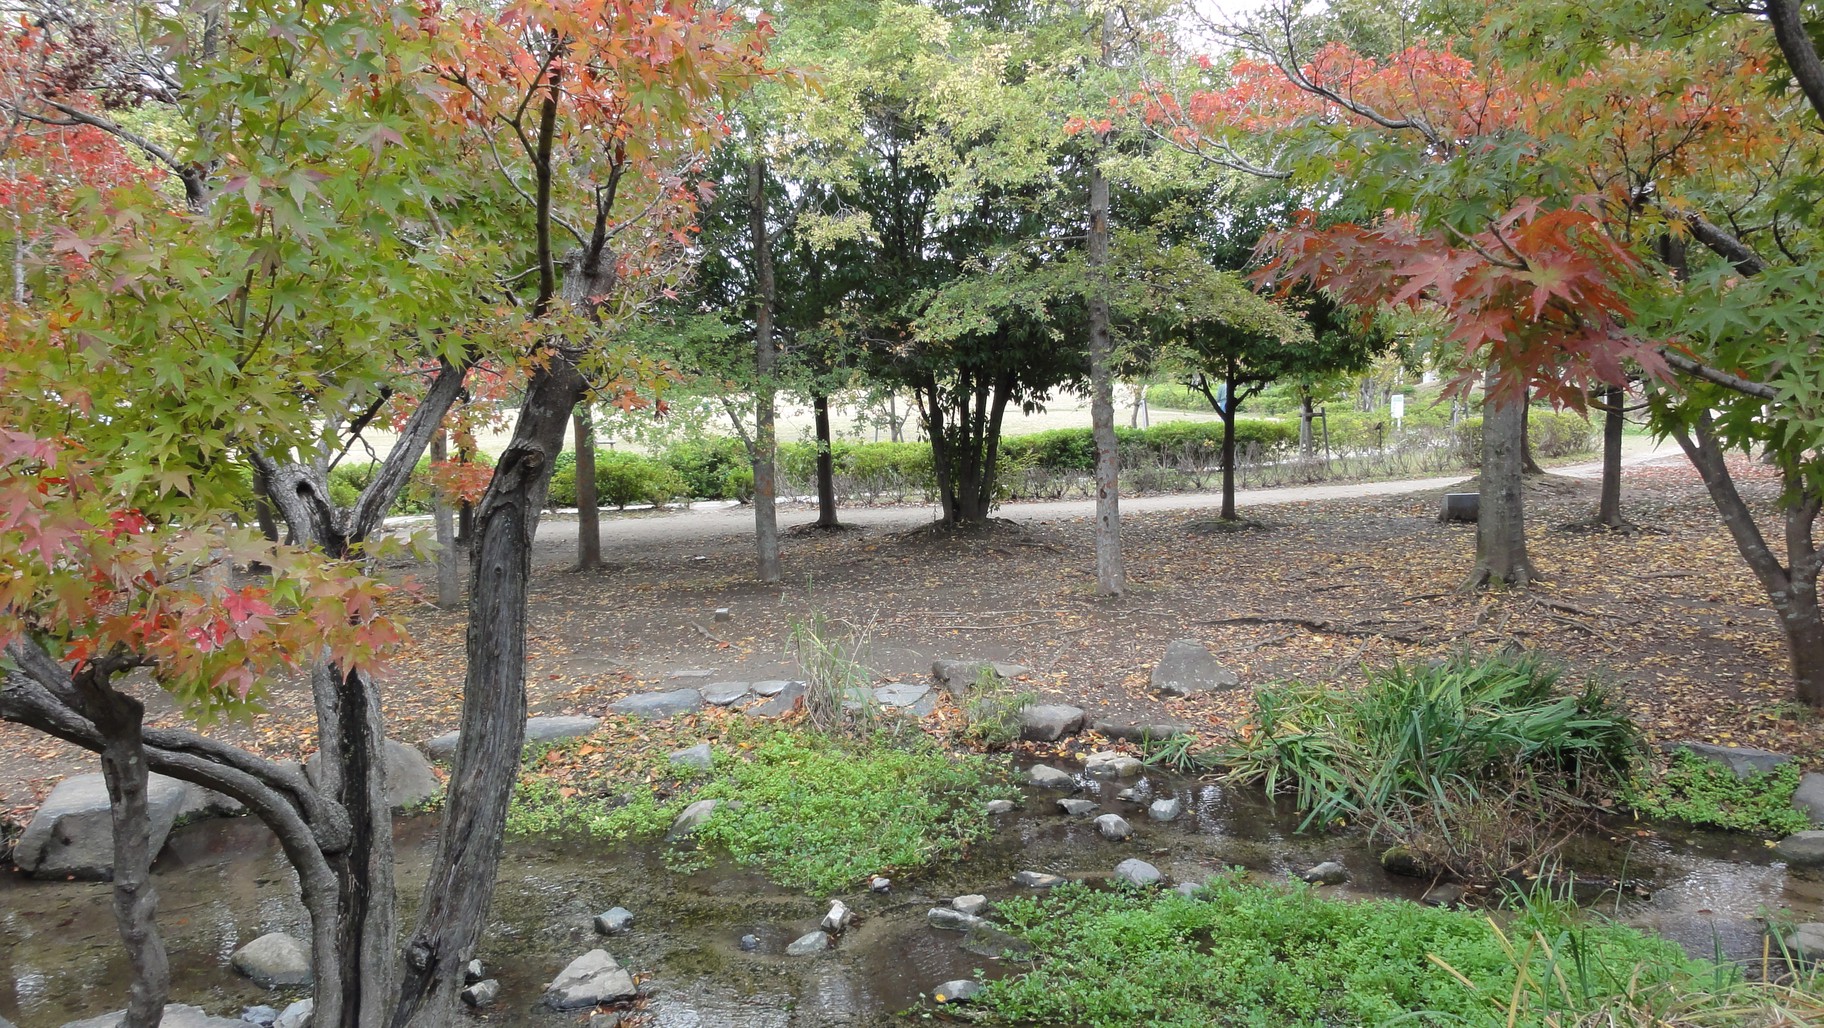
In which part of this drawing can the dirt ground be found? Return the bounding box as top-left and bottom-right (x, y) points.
(3, 451), (1818, 824)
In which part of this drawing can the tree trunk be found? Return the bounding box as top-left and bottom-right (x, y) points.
(749, 155), (780, 584)
(392, 356), (586, 1026)
(1086, 94), (1123, 596)
(1468, 375), (1535, 589)
(573, 405), (601, 571)
(1597, 385), (1627, 529)
(1521, 393), (1545, 475)
(74, 679), (168, 1028)
(1299, 395), (1315, 456)
(813, 393), (840, 529)
(431, 432), (461, 609)
(1669, 412), (1824, 707)
(251, 466), (280, 543)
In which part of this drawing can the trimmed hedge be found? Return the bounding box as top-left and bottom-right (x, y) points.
(550, 451), (688, 509)
(1451, 410), (1594, 468)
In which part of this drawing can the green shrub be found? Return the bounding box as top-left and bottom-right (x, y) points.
(1214, 653), (1642, 880)
(664, 437), (752, 500)
(1624, 750), (1812, 836)
(1452, 410), (1595, 467)
(324, 454), (495, 516)
(980, 876), (1741, 1028)
(549, 451), (686, 509)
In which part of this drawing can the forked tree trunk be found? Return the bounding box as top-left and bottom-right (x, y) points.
(573, 405), (601, 571)
(748, 155), (780, 583)
(1596, 385), (1628, 529)
(1468, 375), (1535, 589)
(813, 393), (840, 528)
(1086, 112), (1123, 596)
(1671, 412), (1824, 707)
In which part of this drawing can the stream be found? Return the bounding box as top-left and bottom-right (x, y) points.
(2, 764), (1820, 1027)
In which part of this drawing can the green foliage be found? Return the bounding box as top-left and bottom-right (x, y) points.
(957, 670), (1037, 750)
(1624, 750), (1812, 837)
(506, 723), (1000, 894)
(1215, 653), (1641, 879)
(326, 454), (497, 516)
(548, 451), (688, 509)
(1451, 411), (1595, 468)
(979, 875), (1747, 1028)
(663, 436), (755, 501)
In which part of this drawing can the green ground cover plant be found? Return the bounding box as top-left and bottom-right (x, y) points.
(977, 876), (1812, 1028)
(505, 720), (1002, 894)
(1624, 749), (1812, 837)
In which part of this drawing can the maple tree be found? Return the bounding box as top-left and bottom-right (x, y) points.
(0, 1), (769, 1026)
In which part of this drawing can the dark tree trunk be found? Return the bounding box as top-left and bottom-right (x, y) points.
(813, 393), (840, 528)
(1468, 375), (1535, 589)
(72, 676), (168, 1028)
(251, 466), (280, 542)
(918, 371), (1011, 527)
(392, 356), (586, 1025)
(748, 155), (780, 583)
(1195, 369), (1244, 521)
(1597, 385), (1628, 529)
(1670, 412), (1824, 707)
(573, 405), (601, 571)
(431, 432), (460, 609)
(1299, 394), (1315, 456)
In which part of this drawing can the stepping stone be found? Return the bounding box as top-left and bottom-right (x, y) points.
(544, 950), (635, 1009)
(1020, 704), (1086, 742)
(1095, 814), (1133, 841)
(1797, 773), (1824, 826)
(1056, 798), (1097, 816)
(752, 680), (797, 697)
(702, 682), (752, 706)
(594, 907), (634, 935)
(1150, 639), (1240, 697)
(931, 659), (1032, 696)
(423, 715), (600, 762)
(231, 932), (312, 988)
(1300, 861), (1347, 885)
(928, 907), (984, 931)
(609, 689), (704, 720)
(952, 895), (989, 916)
(985, 799), (1016, 814)
(1661, 741), (1792, 779)
(667, 799), (722, 840)
(875, 683), (932, 708)
(1777, 830), (1824, 868)
(667, 669), (716, 680)
(1149, 797), (1184, 821)
(1028, 764), (1076, 789)
(1013, 870), (1064, 888)
(745, 681), (805, 717)
(669, 743), (713, 771)
(1084, 751), (1142, 778)
(1091, 718), (1196, 743)
(1114, 858), (1161, 887)
(786, 930), (831, 956)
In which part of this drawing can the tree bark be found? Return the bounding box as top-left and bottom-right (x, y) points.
(1669, 412), (1824, 707)
(748, 155), (781, 583)
(251, 465), (281, 542)
(1596, 385), (1627, 529)
(1299, 394), (1315, 456)
(73, 674), (168, 1028)
(392, 356), (586, 1025)
(1520, 393), (1545, 475)
(572, 405), (601, 570)
(1468, 374), (1535, 589)
(431, 432), (461, 608)
(813, 393), (840, 528)
(1086, 12), (1123, 595)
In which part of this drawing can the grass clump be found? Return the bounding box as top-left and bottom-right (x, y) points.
(1214, 651), (1641, 880)
(505, 720), (1000, 894)
(957, 666), (1037, 750)
(1624, 749), (1812, 837)
(979, 876), (1797, 1028)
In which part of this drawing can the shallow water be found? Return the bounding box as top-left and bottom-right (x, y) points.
(2, 765), (1819, 1027)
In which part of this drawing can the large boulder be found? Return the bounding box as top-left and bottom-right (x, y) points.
(544, 950), (636, 1009)
(16, 773), (187, 880)
(609, 689), (705, 720)
(175, 782), (247, 824)
(62, 1005), (244, 1028)
(1660, 742), (1792, 779)
(1020, 704), (1085, 742)
(1151, 639), (1240, 697)
(230, 932), (312, 988)
(305, 739), (440, 812)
